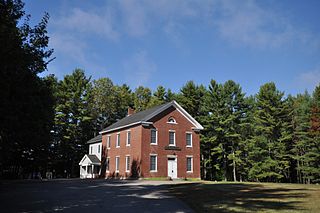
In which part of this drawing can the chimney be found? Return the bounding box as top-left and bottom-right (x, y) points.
(127, 107), (135, 116)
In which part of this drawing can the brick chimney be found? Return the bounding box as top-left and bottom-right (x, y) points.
(127, 107), (135, 116)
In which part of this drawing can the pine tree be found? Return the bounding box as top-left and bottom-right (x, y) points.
(148, 86), (167, 107)
(291, 92), (312, 183)
(53, 69), (92, 177)
(90, 78), (118, 133)
(248, 82), (288, 182)
(308, 85), (320, 183)
(134, 86), (152, 111)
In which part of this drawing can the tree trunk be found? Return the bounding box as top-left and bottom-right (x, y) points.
(232, 150), (237, 182)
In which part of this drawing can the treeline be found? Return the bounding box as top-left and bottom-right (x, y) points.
(44, 70), (320, 183)
(1, 0), (319, 183)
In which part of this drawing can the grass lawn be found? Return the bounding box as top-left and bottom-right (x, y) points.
(169, 181), (320, 213)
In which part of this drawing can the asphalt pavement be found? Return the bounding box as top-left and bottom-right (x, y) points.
(0, 179), (194, 213)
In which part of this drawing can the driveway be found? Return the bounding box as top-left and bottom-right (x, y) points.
(0, 179), (194, 213)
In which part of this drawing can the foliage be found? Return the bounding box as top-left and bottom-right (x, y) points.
(0, 0), (54, 178)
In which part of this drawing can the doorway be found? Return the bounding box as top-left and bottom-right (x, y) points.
(167, 157), (177, 179)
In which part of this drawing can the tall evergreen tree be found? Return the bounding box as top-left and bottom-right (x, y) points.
(90, 78), (118, 134)
(53, 69), (92, 177)
(308, 85), (320, 183)
(148, 86), (167, 107)
(200, 80), (246, 181)
(178, 81), (206, 118)
(291, 92), (312, 183)
(248, 82), (289, 182)
(134, 86), (152, 112)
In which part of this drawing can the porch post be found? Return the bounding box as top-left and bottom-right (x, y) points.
(91, 165), (94, 178)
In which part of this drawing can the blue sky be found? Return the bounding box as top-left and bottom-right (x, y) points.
(25, 0), (320, 96)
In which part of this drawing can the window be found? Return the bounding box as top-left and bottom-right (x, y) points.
(187, 156), (193, 172)
(186, 132), (192, 147)
(106, 157), (110, 171)
(151, 129), (157, 145)
(168, 117), (176, 124)
(169, 131), (175, 146)
(98, 144), (100, 153)
(90, 146), (93, 154)
(116, 133), (120, 148)
(107, 135), (111, 149)
(115, 156), (120, 172)
(126, 131), (131, 146)
(126, 156), (130, 172)
(150, 155), (157, 172)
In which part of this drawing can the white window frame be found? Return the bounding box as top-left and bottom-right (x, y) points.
(106, 157), (110, 172)
(167, 117), (177, 124)
(115, 156), (120, 173)
(98, 144), (101, 153)
(186, 156), (193, 173)
(125, 155), (130, 172)
(126, 130), (131, 146)
(169, 130), (176, 146)
(150, 129), (158, 145)
(107, 135), (111, 149)
(116, 133), (120, 148)
(186, 132), (193, 147)
(90, 146), (93, 154)
(150, 154), (157, 172)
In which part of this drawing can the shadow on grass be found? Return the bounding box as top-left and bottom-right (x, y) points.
(169, 182), (311, 213)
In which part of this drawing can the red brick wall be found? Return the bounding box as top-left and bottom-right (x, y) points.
(102, 106), (201, 179)
(102, 124), (142, 178)
(140, 106), (201, 179)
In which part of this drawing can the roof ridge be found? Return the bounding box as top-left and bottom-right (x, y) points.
(100, 101), (174, 133)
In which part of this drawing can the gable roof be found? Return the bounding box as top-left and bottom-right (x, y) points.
(100, 100), (203, 134)
(86, 134), (102, 144)
(87, 155), (100, 164)
(79, 154), (101, 165)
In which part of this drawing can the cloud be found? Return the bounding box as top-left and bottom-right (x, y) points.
(50, 33), (87, 62)
(297, 67), (320, 91)
(123, 50), (157, 88)
(213, 0), (320, 49)
(117, 0), (210, 37)
(49, 33), (107, 78)
(53, 7), (118, 41)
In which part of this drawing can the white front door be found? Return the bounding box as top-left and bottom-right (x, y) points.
(167, 157), (177, 179)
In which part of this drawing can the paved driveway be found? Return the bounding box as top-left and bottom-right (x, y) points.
(0, 179), (194, 213)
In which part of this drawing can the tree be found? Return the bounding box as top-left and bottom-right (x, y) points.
(53, 69), (92, 177)
(0, 0), (54, 178)
(148, 86), (167, 107)
(308, 85), (320, 183)
(134, 86), (152, 112)
(178, 81), (206, 118)
(90, 78), (118, 133)
(114, 84), (134, 118)
(165, 88), (176, 102)
(248, 82), (289, 182)
(291, 92), (312, 183)
(200, 80), (247, 181)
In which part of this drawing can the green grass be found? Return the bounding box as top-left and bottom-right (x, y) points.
(142, 177), (169, 181)
(169, 181), (320, 213)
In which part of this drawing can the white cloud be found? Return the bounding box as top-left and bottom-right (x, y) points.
(53, 8), (118, 41)
(49, 33), (107, 77)
(50, 33), (87, 62)
(123, 50), (157, 87)
(212, 0), (320, 49)
(117, 0), (210, 37)
(297, 67), (320, 91)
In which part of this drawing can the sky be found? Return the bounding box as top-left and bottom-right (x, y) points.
(24, 0), (320, 96)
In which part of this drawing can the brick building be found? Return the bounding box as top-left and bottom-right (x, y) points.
(79, 101), (203, 179)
